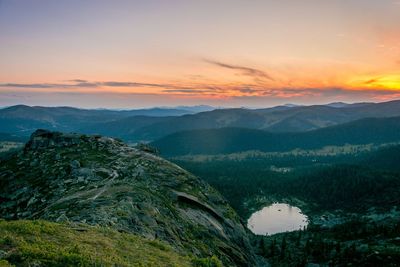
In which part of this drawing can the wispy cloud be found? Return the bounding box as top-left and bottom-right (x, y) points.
(363, 78), (381, 85)
(101, 81), (168, 88)
(0, 80), (264, 95)
(67, 79), (88, 83)
(0, 82), (88, 89)
(0, 83), (65, 89)
(0, 80), (239, 97)
(0, 81), (173, 89)
(163, 84), (400, 101)
(204, 59), (275, 81)
(2, 79), (400, 103)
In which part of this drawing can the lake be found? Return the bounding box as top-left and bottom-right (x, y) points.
(247, 203), (308, 235)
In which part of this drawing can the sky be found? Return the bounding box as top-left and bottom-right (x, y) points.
(0, 0), (399, 108)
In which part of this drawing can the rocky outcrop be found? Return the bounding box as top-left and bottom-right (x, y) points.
(0, 130), (262, 266)
(25, 129), (84, 150)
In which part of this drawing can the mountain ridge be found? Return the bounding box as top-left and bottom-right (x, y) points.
(2, 100), (400, 142)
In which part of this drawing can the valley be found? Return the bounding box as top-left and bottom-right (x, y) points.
(171, 144), (400, 266)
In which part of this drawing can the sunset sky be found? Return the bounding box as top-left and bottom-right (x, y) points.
(1, 0), (399, 108)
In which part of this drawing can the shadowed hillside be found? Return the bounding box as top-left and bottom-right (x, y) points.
(152, 116), (400, 156)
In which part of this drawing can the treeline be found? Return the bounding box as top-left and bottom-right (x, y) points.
(153, 116), (400, 156)
(255, 218), (400, 266)
(357, 144), (400, 172)
(286, 165), (400, 211)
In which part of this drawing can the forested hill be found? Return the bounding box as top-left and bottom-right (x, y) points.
(152, 116), (400, 156)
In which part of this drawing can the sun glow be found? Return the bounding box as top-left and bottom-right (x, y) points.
(349, 74), (400, 90)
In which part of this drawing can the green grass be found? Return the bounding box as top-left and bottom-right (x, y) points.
(0, 220), (194, 267)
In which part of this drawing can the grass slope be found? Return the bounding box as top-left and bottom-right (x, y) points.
(0, 220), (194, 267)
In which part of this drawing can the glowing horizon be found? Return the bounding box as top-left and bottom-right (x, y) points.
(1, 0), (399, 108)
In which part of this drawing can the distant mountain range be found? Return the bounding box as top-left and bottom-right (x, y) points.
(0, 105), (214, 140)
(151, 116), (400, 156)
(2, 100), (400, 143)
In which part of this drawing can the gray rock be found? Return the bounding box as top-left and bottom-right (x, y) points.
(27, 196), (38, 207)
(70, 160), (80, 169)
(56, 213), (69, 222)
(0, 249), (7, 260)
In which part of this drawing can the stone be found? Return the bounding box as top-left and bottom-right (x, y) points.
(26, 196), (38, 207)
(70, 160), (80, 169)
(0, 249), (7, 260)
(56, 213), (70, 222)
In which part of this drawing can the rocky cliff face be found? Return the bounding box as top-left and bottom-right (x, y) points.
(0, 130), (261, 266)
